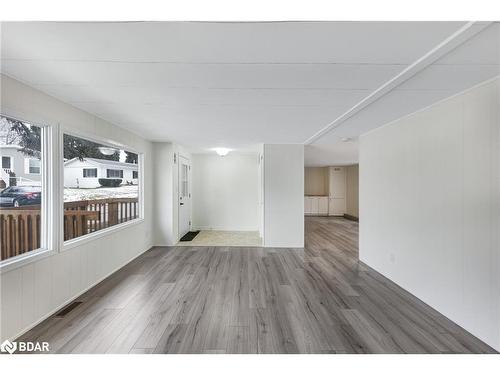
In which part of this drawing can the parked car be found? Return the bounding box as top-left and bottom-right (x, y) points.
(0, 186), (42, 207)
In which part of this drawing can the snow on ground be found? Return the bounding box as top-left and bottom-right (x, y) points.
(64, 185), (138, 202)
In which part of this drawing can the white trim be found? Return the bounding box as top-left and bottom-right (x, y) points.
(304, 21), (492, 145)
(177, 154), (192, 239)
(62, 218), (145, 251)
(0, 112), (57, 270)
(191, 226), (260, 231)
(59, 125), (145, 252)
(25, 157), (42, 175)
(0, 248), (55, 274)
(7, 244), (153, 342)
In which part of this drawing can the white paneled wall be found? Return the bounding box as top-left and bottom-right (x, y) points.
(360, 77), (500, 351)
(0, 75), (154, 341)
(151, 143), (193, 244)
(264, 144), (304, 248)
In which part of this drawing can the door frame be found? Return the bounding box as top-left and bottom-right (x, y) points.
(177, 155), (192, 240)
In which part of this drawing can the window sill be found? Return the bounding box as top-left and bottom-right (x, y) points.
(0, 247), (56, 274)
(62, 217), (145, 251)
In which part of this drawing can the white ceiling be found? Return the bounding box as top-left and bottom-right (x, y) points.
(1, 21), (498, 164)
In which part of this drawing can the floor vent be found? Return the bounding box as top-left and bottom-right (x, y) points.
(56, 301), (83, 317)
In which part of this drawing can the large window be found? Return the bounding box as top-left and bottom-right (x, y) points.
(1, 115), (44, 262)
(63, 133), (140, 242)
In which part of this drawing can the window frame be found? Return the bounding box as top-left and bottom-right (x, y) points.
(0, 116), (146, 271)
(2, 155), (12, 170)
(60, 128), (144, 252)
(27, 157), (41, 175)
(0, 112), (56, 273)
(106, 168), (123, 178)
(82, 168), (98, 178)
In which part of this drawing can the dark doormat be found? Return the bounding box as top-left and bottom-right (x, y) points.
(180, 231), (200, 242)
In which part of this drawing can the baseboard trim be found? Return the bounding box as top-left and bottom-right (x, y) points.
(343, 214), (359, 222)
(192, 226), (259, 232)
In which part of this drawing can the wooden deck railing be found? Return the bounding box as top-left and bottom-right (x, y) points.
(0, 197), (139, 261)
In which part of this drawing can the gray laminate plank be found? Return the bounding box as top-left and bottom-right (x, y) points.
(19, 217), (497, 354)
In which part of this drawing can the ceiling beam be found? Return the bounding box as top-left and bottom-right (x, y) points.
(304, 21), (493, 145)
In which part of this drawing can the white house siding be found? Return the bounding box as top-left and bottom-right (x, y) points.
(63, 159), (138, 188)
(0, 145), (41, 186)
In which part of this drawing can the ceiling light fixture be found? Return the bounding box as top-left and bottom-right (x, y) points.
(214, 147), (230, 157)
(341, 137), (353, 142)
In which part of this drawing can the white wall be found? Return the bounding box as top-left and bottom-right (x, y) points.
(0, 74), (154, 341)
(152, 142), (191, 246)
(360, 77), (500, 351)
(264, 144), (304, 248)
(257, 146), (264, 238)
(192, 153), (259, 231)
(152, 142), (175, 246)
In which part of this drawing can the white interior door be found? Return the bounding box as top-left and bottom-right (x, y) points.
(178, 156), (191, 238)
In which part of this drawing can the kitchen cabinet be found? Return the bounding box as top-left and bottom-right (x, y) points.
(304, 196), (328, 216)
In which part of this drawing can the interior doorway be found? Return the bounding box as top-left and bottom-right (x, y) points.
(178, 155), (191, 239)
(176, 151), (262, 247)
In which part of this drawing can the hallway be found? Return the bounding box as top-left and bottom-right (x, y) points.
(18, 217), (496, 353)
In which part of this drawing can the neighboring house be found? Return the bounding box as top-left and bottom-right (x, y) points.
(64, 157), (139, 188)
(0, 144), (42, 187)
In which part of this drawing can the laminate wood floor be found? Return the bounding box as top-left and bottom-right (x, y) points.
(19, 217), (497, 353)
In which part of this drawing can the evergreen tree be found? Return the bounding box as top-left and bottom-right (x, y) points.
(9, 117), (121, 161)
(63, 134), (120, 161)
(125, 151), (138, 164)
(9, 118), (41, 158)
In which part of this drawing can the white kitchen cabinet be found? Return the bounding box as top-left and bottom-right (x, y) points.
(311, 197), (319, 213)
(318, 196), (328, 215)
(304, 196), (329, 216)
